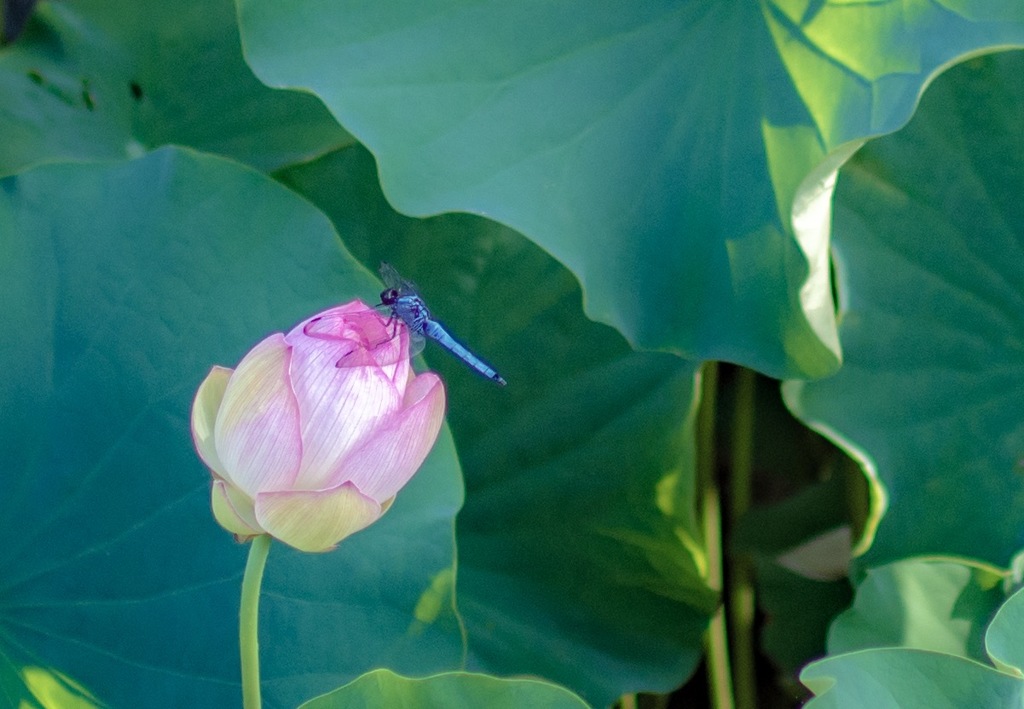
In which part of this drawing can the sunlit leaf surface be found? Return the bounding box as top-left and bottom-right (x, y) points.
(786, 52), (1024, 568)
(299, 670), (590, 709)
(803, 560), (1024, 707)
(240, 0), (1024, 378)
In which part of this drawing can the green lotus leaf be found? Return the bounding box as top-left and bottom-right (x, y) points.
(0, 0), (349, 176)
(803, 571), (1024, 707)
(240, 0), (1024, 378)
(0, 147), (462, 707)
(299, 669), (590, 709)
(785, 51), (1024, 568)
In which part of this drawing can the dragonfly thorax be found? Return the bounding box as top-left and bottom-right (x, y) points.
(392, 295), (431, 333)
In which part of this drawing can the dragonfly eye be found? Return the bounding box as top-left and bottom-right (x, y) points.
(380, 288), (398, 305)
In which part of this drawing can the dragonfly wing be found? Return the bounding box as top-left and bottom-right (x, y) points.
(379, 261), (420, 296)
(408, 330), (426, 358)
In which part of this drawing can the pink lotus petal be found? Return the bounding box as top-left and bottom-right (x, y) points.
(338, 372), (446, 501)
(214, 334), (302, 496)
(290, 303), (411, 386)
(191, 366), (232, 479)
(296, 302), (389, 349)
(211, 480), (262, 539)
(255, 482), (382, 552)
(287, 312), (405, 490)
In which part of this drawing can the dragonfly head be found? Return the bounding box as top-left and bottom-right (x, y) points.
(379, 288), (400, 306)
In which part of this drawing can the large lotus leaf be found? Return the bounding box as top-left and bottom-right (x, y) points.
(802, 582), (1024, 707)
(0, 0), (349, 177)
(300, 670), (590, 709)
(239, 0), (1024, 379)
(784, 51), (1024, 568)
(277, 145), (715, 706)
(827, 558), (1006, 662)
(0, 147), (464, 708)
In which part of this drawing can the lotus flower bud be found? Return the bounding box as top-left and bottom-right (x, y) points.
(191, 301), (445, 552)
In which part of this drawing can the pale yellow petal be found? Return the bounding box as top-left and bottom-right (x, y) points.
(211, 480), (262, 539)
(254, 483), (382, 553)
(191, 366), (232, 478)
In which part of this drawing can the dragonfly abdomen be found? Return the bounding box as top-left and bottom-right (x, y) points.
(423, 321), (507, 386)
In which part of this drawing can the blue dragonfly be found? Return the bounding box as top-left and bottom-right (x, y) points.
(377, 262), (506, 386)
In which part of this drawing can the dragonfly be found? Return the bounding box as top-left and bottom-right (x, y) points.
(377, 262), (506, 386)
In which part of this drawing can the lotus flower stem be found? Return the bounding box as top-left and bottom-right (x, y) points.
(697, 362), (735, 708)
(728, 367), (756, 709)
(240, 534), (271, 709)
